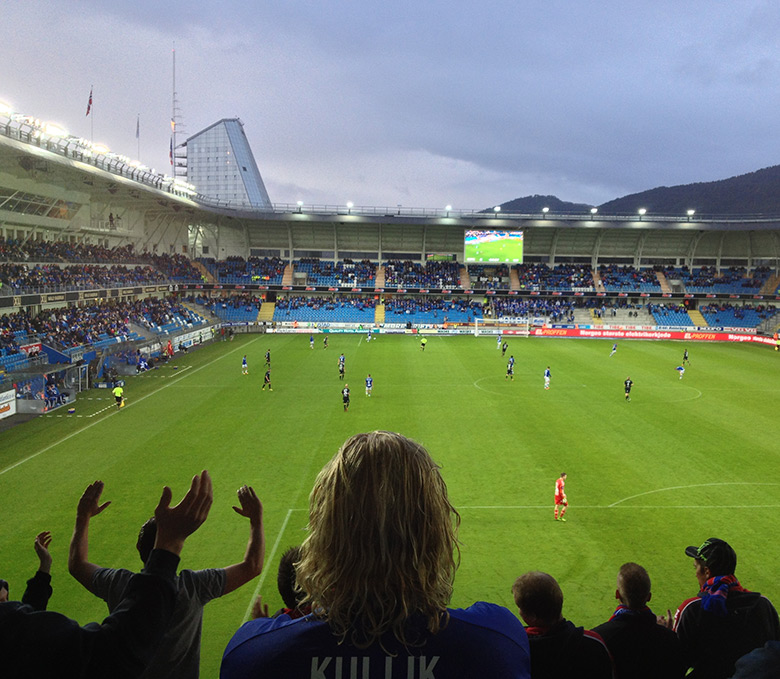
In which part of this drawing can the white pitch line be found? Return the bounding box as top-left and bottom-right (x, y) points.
(0, 346), (252, 477)
(608, 482), (780, 507)
(241, 508), (296, 624)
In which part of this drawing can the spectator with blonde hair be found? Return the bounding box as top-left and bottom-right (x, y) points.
(222, 431), (530, 678)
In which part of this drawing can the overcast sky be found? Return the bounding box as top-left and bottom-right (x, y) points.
(3, 1), (780, 210)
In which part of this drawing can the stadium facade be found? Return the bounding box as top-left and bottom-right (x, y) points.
(184, 119), (272, 209)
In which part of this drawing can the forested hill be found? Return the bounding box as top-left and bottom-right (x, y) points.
(597, 165), (780, 215)
(491, 165), (780, 216)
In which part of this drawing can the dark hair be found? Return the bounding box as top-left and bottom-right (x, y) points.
(136, 517), (157, 564)
(277, 546), (303, 610)
(617, 562), (651, 609)
(512, 572), (564, 627)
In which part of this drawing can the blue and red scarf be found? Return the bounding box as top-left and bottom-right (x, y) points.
(699, 574), (748, 616)
(609, 604), (656, 621)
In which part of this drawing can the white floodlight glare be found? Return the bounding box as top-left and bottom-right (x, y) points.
(590, 207), (598, 215)
(91, 143), (109, 154)
(0, 101), (13, 116)
(44, 123), (68, 137)
(638, 208), (647, 215)
(687, 209), (695, 216)
(493, 206), (501, 213)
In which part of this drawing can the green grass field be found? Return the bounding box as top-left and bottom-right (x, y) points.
(1, 333), (778, 676)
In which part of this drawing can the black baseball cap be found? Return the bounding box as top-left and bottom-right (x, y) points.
(685, 537), (737, 575)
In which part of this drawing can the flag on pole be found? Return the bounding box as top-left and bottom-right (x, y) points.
(169, 138), (173, 165)
(170, 118), (176, 132)
(136, 115), (140, 139)
(86, 87), (93, 116)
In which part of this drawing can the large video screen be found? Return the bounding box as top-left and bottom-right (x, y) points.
(464, 230), (524, 263)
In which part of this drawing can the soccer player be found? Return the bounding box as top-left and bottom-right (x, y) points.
(323, 336), (328, 349)
(342, 384), (350, 412)
(554, 472), (568, 521)
(497, 335), (502, 350)
(366, 329), (372, 343)
(610, 343), (618, 357)
(242, 355), (249, 375)
(509, 355), (515, 368)
(265, 350), (271, 367)
(502, 341), (508, 357)
(420, 337), (428, 351)
(310, 335), (314, 349)
(262, 369), (273, 391)
(338, 353), (346, 380)
(676, 365), (685, 380)
(506, 360), (514, 381)
(112, 383), (124, 410)
(544, 366), (551, 390)
(682, 348), (690, 365)
(624, 377), (633, 402)
(365, 374), (373, 397)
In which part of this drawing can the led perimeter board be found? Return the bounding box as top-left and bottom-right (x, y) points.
(464, 230), (524, 263)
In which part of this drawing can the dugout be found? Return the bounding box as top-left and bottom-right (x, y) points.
(13, 362), (89, 415)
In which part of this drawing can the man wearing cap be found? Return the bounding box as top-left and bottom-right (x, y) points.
(662, 537), (779, 679)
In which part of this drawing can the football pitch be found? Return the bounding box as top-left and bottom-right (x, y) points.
(1, 333), (778, 676)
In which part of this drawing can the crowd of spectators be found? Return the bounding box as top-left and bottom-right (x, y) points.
(384, 297), (484, 322)
(6, 433), (776, 678)
(513, 264), (594, 291)
(275, 295), (376, 314)
(662, 265), (773, 293)
(200, 256), (286, 284)
(383, 260), (461, 288)
(295, 258), (376, 287)
(0, 297), (200, 351)
(0, 263), (168, 293)
(492, 298), (577, 323)
(599, 265), (660, 291)
(468, 264), (510, 289)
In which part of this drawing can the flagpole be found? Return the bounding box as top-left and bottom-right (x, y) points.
(136, 113), (140, 161)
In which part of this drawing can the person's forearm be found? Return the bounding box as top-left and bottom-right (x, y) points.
(69, 516), (90, 573)
(243, 520), (265, 575)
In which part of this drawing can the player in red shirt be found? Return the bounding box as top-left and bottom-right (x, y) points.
(554, 472), (568, 522)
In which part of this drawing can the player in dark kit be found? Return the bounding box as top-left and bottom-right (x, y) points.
(342, 384), (350, 411)
(624, 377), (633, 402)
(506, 361), (514, 381)
(262, 369), (273, 391)
(502, 342), (508, 357)
(265, 350), (271, 367)
(682, 348), (689, 366)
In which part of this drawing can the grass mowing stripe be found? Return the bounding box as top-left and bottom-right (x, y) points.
(0, 340), (257, 477)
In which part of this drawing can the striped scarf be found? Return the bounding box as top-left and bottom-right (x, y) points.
(699, 574), (748, 616)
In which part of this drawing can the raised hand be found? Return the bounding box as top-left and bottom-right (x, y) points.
(34, 531), (53, 573)
(153, 470), (213, 556)
(232, 485), (263, 525)
(76, 481), (111, 521)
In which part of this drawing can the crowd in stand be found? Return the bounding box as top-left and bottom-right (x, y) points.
(383, 260), (461, 288)
(599, 264), (659, 290)
(384, 297), (483, 319)
(0, 238), (202, 292)
(296, 258), (377, 286)
(0, 297), (200, 351)
(3, 432), (778, 679)
(0, 263), (168, 293)
(200, 256), (286, 283)
(514, 263), (594, 291)
(275, 295), (376, 313)
(492, 298), (577, 323)
(468, 264), (510, 289)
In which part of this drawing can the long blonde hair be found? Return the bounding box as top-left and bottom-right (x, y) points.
(296, 431), (461, 648)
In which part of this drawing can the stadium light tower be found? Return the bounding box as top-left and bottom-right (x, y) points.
(493, 206), (501, 215)
(542, 206), (549, 219)
(445, 204), (452, 217)
(297, 200), (303, 213)
(590, 207), (598, 220)
(687, 209), (695, 221)
(638, 207), (647, 221)
(347, 201), (354, 214)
